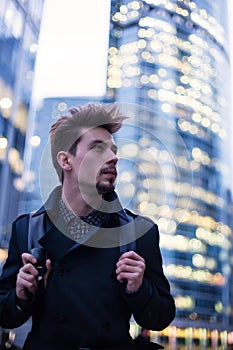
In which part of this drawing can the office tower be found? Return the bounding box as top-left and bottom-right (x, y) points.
(107, 0), (233, 348)
(0, 0), (44, 247)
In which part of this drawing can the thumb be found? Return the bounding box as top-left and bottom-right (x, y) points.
(44, 259), (52, 288)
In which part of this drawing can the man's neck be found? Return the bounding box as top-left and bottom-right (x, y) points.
(61, 183), (102, 217)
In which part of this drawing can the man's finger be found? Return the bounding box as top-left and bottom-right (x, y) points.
(22, 253), (37, 265)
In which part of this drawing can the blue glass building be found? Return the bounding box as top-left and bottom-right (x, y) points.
(0, 0), (44, 248)
(107, 0), (233, 348)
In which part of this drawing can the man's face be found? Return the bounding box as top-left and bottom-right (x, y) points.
(69, 127), (118, 194)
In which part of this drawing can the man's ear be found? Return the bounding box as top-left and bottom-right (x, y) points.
(57, 151), (72, 171)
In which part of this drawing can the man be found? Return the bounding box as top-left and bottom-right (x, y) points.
(0, 103), (175, 350)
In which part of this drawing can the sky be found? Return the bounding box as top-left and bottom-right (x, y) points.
(32, 0), (111, 104)
(33, 0), (233, 105)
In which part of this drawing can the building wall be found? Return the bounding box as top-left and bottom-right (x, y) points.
(107, 0), (233, 346)
(0, 0), (44, 246)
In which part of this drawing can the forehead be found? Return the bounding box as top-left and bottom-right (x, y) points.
(80, 127), (115, 145)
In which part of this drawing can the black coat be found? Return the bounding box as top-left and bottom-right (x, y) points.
(0, 187), (175, 350)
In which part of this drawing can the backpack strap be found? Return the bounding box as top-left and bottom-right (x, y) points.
(118, 209), (137, 255)
(28, 212), (45, 252)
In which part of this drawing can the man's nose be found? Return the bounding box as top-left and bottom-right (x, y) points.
(107, 150), (118, 164)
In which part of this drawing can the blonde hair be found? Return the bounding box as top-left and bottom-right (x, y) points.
(50, 102), (126, 182)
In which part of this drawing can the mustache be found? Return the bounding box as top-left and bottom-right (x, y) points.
(100, 166), (117, 176)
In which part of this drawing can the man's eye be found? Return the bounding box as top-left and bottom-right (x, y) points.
(112, 146), (118, 155)
(94, 143), (105, 151)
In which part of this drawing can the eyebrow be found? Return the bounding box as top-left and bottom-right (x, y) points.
(89, 139), (118, 152)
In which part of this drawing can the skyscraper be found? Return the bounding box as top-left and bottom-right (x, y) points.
(107, 0), (233, 348)
(0, 0), (44, 247)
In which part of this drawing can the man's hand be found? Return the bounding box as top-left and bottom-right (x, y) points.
(16, 253), (52, 300)
(116, 251), (145, 293)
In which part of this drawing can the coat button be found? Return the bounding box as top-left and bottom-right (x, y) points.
(58, 315), (65, 323)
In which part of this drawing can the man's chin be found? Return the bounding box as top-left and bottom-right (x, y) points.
(96, 182), (116, 194)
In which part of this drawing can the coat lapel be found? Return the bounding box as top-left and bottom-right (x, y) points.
(36, 186), (133, 258)
(38, 225), (75, 261)
(36, 186), (76, 260)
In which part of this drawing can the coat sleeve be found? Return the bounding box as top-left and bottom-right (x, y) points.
(0, 216), (32, 328)
(122, 217), (176, 331)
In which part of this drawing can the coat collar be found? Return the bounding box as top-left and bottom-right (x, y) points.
(36, 186), (132, 260)
(36, 186), (127, 217)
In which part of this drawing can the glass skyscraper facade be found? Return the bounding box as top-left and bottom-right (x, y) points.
(0, 0), (44, 248)
(107, 0), (233, 348)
